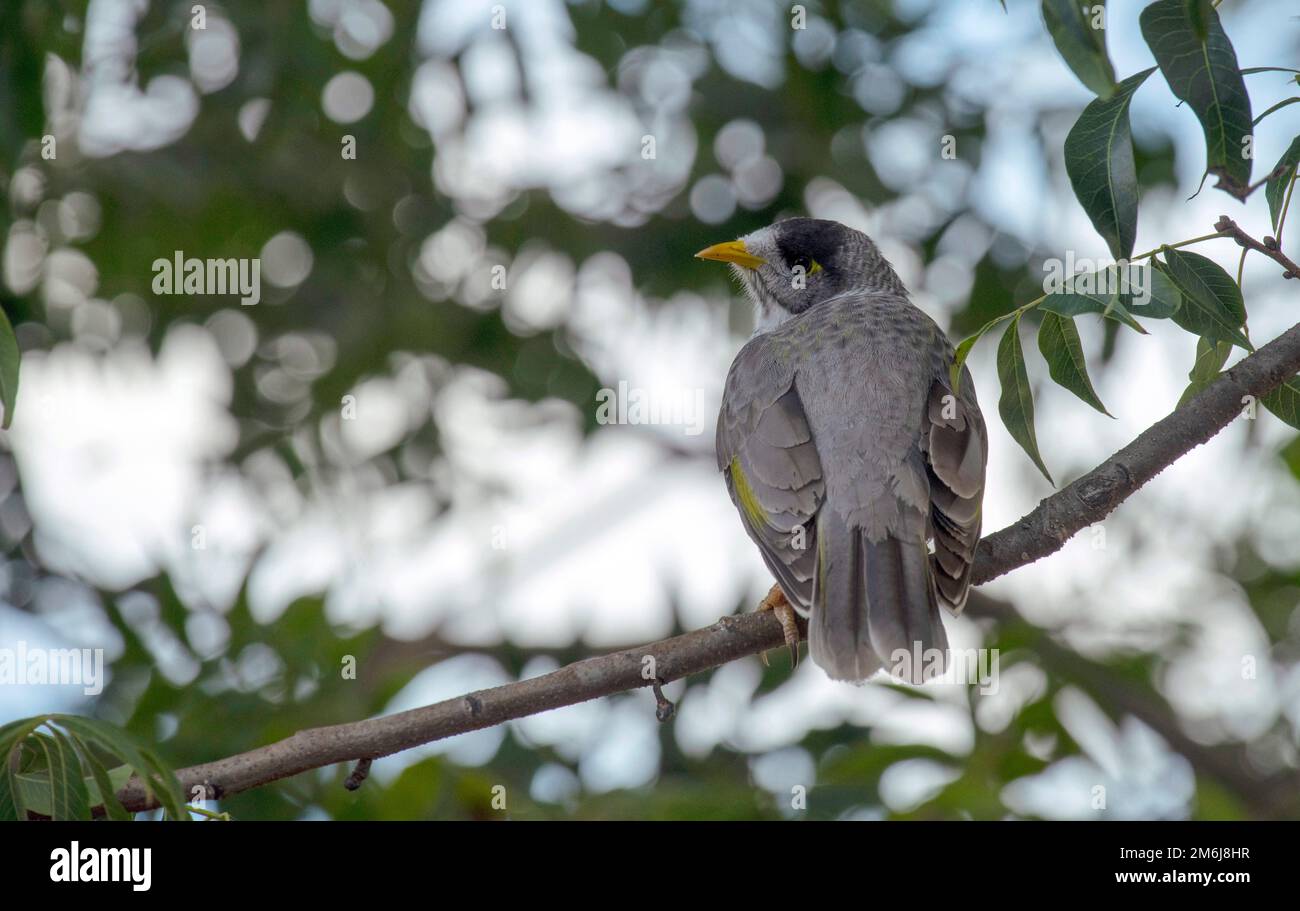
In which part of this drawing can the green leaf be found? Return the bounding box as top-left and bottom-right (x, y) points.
(14, 770), (52, 817)
(1041, 275), (1147, 334)
(1157, 248), (1252, 350)
(51, 715), (189, 820)
(1240, 67), (1300, 77)
(1265, 136), (1300, 232)
(1140, 0), (1253, 199)
(1263, 377), (1300, 429)
(1184, 0), (1211, 41)
(17, 732), (57, 818)
(1037, 311), (1111, 415)
(1063, 68), (1154, 260)
(1189, 338), (1232, 385)
(73, 739), (134, 821)
(1123, 263), (1182, 318)
(0, 719), (143, 820)
(997, 315), (1053, 484)
(45, 726), (90, 820)
(19, 729), (91, 820)
(0, 306), (18, 429)
(0, 716), (43, 820)
(1253, 97), (1300, 127)
(950, 311), (1018, 391)
(0, 768), (17, 821)
(1041, 0), (1115, 97)
(1178, 336), (1233, 407)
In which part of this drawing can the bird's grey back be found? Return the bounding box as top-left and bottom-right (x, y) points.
(766, 290), (944, 541)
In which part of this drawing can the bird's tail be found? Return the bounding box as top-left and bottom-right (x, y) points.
(808, 508), (948, 683)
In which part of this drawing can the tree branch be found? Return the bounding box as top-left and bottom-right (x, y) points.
(1215, 215), (1300, 278)
(974, 336), (1299, 584)
(116, 240), (1300, 815)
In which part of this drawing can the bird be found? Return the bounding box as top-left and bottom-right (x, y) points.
(697, 217), (987, 684)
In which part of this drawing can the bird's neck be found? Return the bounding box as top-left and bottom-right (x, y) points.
(748, 286), (893, 337)
(752, 299), (793, 336)
(739, 269), (794, 336)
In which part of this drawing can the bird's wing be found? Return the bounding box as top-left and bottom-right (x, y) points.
(716, 336), (825, 612)
(922, 365), (987, 613)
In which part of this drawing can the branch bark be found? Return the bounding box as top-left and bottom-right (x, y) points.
(1215, 215), (1300, 278)
(117, 243), (1300, 814)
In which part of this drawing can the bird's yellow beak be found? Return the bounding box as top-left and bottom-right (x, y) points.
(694, 239), (766, 270)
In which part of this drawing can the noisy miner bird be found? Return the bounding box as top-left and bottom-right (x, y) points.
(698, 217), (987, 684)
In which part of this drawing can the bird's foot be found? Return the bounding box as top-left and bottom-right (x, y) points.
(756, 584), (801, 669)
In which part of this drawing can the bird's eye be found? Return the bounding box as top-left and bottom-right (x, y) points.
(790, 256), (822, 275)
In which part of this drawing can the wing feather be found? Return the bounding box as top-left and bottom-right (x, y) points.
(717, 338), (825, 611)
(922, 370), (987, 614)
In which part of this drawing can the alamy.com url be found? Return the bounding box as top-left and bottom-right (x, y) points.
(1114, 870), (1250, 885)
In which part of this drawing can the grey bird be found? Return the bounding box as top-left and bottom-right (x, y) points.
(698, 217), (987, 683)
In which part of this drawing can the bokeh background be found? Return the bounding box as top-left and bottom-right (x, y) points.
(2, 0), (1299, 820)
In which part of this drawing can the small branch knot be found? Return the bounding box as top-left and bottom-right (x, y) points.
(344, 758), (373, 791)
(651, 680), (675, 722)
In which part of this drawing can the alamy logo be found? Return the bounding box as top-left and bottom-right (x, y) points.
(0, 641), (104, 695)
(152, 250), (261, 305)
(1042, 251), (1151, 307)
(49, 842), (151, 891)
(888, 646), (1001, 694)
(595, 380), (707, 436)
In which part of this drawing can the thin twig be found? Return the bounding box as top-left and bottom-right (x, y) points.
(1215, 215), (1300, 278)
(1131, 231), (1227, 262)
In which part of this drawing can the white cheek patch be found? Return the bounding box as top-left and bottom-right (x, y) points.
(735, 266), (793, 336)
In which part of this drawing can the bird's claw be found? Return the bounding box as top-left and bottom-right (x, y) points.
(756, 584), (801, 669)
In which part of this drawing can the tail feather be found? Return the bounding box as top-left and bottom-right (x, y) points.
(809, 509), (875, 681)
(809, 509), (948, 683)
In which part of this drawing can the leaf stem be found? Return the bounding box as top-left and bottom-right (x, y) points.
(1131, 232), (1226, 262)
(186, 805), (231, 821)
(1017, 293), (1047, 313)
(1276, 169), (1297, 246)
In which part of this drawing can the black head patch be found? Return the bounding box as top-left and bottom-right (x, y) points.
(773, 218), (848, 273)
